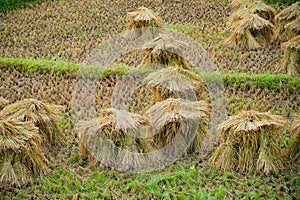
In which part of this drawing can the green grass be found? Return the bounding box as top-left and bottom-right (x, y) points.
(1, 57), (299, 91)
(0, 57), (78, 74)
(167, 23), (228, 47)
(222, 72), (300, 91)
(167, 23), (200, 35)
(263, 0), (297, 5)
(1, 156), (298, 199)
(0, 0), (46, 12)
(0, 57), (131, 78)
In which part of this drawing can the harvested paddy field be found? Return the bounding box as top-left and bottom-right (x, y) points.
(0, 0), (299, 199)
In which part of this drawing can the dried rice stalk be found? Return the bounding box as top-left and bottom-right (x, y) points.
(285, 116), (300, 162)
(274, 2), (300, 41)
(230, 0), (254, 11)
(139, 34), (191, 69)
(127, 7), (164, 38)
(0, 99), (64, 144)
(146, 98), (210, 153)
(275, 2), (300, 22)
(209, 110), (285, 174)
(276, 35), (300, 76)
(225, 10), (274, 49)
(76, 108), (152, 166)
(127, 7), (164, 29)
(0, 119), (49, 188)
(0, 97), (9, 111)
(284, 16), (300, 35)
(249, 1), (276, 22)
(145, 66), (205, 104)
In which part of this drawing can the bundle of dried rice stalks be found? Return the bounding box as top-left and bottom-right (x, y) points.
(248, 1), (276, 22)
(127, 7), (164, 37)
(0, 99), (64, 144)
(227, 9), (250, 25)
(0, 119), (49, 188)
(274, 2), (300, 41)
(225, 10), (274, 49)
(275, 2), (300, 22)
(146, 98), (210, 153)
(230, 0), (276, 21)
(127, 7), (164, 28)
(0, 97), (9, 111)
(276, 35), (300, 76)
(145, 66), (205, 104)
(139, 34), (191, 69)
(285, 116), (300, 162)
(230, 0), (254, 11)
(76, 108), (152, 167)
(284, 16), (300, 35)
(209, 110), (285, 174)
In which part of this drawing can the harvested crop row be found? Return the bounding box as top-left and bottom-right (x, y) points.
(0, 61), (298, 118)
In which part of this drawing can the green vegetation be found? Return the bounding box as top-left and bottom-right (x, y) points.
(0, 156), (298, 199)
(221, 72), (300, 91)
(0, 0), (45, 12)
(264, 0), (297, 5)
(0, 57), (131, 78)
(1, 57), (299, 91)
(0, 57), (78, 74)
